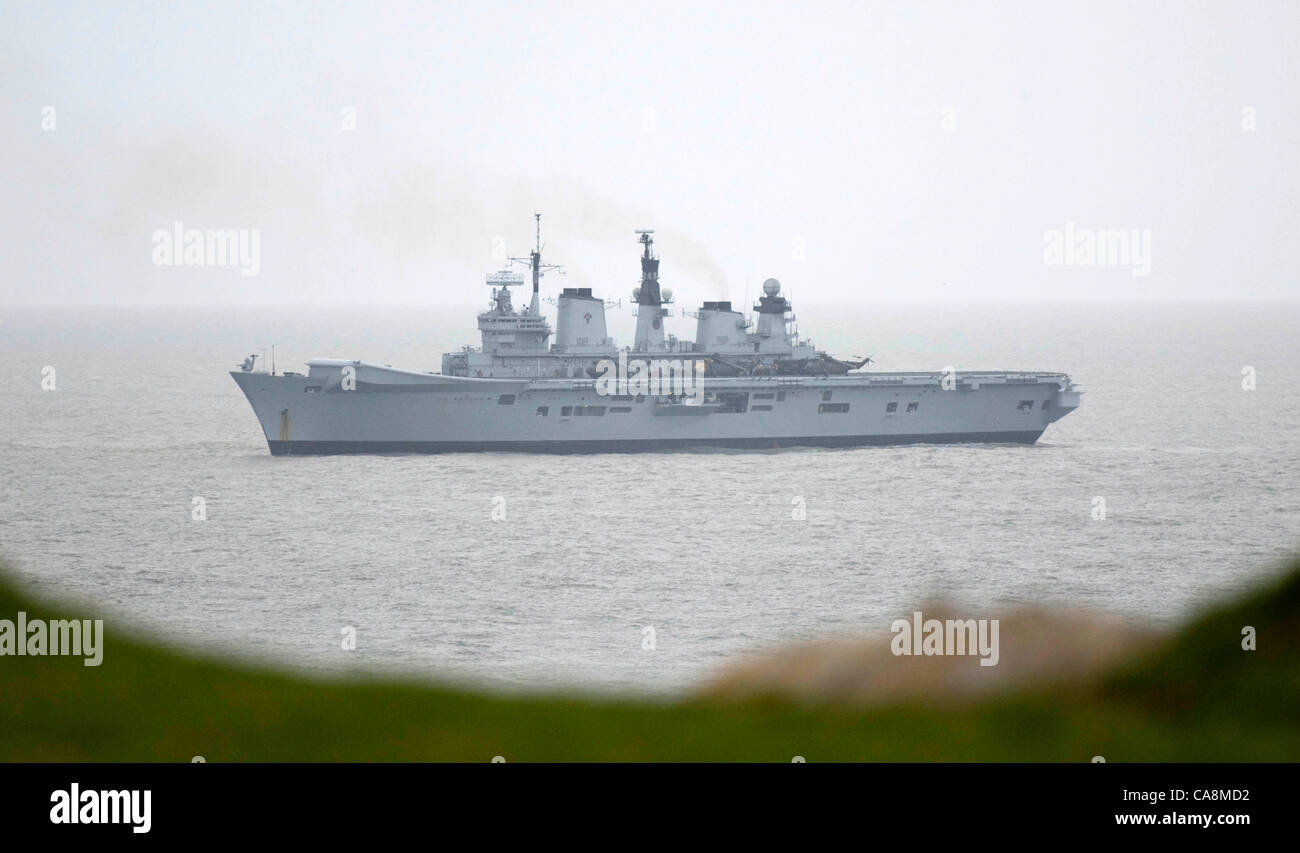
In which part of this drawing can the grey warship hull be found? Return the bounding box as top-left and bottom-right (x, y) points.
(231, 218), (1081, 453)
(231, 361), (1079, 455)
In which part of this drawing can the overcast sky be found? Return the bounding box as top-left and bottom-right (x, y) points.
(1, 0), (1296, 306)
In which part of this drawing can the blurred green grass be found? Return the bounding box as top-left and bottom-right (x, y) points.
(1, 559), (1297, 761)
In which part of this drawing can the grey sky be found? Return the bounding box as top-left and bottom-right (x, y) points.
(1, 0), (1296, 305)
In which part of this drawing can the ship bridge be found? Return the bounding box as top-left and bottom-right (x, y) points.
(477, 270), (551, 353)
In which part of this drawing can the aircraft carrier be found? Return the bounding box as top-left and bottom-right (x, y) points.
(231, 216), (1080, 454)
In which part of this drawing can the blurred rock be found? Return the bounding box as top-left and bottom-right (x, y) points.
(700, 604), (1164, 706)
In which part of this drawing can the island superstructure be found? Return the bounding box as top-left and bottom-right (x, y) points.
(231, 215), (1081, 454)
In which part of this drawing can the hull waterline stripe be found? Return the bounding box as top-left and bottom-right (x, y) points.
(266, 431), (1044, 455)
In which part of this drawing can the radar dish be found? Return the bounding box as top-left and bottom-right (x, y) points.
(661, 288), (673, 302)
(486, 271), (525, 287)
(762, 278), (781, 297)
(631, 287), (641, 302)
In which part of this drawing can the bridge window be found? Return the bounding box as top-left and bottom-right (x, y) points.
(610, 406), (632, 413)
(886, 402), (898, 413)
(822, 390), (833, 401)
(536, 406), (549, 417)
(1017, 400), (1034, 411)
(751, 404), (773, 411)
(498, 394), (515, 405)
(561, 406), (573, 416)
(818, 403), (850, 414)
(907, 402), (919, 413)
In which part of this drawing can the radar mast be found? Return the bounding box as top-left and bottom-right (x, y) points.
(632, 229), (672, 351)
(510, 213), (563, 316)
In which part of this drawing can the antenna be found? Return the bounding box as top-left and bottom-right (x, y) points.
(633, 229), (664, 306)
(510, 212), (564, 307)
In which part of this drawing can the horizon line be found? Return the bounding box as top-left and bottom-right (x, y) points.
(4, 296), (1300, 309)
